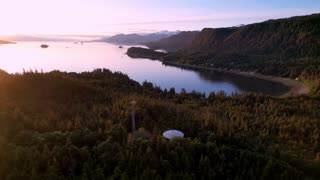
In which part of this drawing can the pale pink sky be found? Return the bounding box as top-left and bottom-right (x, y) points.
(0, 0), (319, 35)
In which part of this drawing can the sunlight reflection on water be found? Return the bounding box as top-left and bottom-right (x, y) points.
(0, 42), (288, 96)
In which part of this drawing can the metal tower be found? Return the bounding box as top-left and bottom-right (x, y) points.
(131, 100), (136, 135)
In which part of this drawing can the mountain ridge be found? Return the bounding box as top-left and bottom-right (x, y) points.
(162, 13), (320, 78)
(144, 31), (200, 52)
(185, 14), (320, 57)
(96, 32), (178, 45)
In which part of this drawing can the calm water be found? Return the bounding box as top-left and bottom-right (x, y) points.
(0, 42), (289, 96)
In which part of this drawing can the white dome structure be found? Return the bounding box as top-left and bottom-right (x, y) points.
(163, 130), (184, 139)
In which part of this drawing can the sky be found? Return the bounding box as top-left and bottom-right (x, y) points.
(0, 0), (319, 35)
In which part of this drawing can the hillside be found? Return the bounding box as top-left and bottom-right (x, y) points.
(144, 31), (199, 52)
(188, 28), (237, 50)
(97, 32), (177, 45)
(188, 14), (320, 56)
(0, 69), (320, 179)
(164, 14), (320, 79)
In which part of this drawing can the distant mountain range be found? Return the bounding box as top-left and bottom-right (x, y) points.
(162, 13), (320, 78)
(95, 31), (178, 45)
(144, 31), (200, 52)
(0, 35), (104, 42)
(0, 40), (14, 44)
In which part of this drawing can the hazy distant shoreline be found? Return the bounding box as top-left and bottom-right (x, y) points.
(0, 40), (15, 44)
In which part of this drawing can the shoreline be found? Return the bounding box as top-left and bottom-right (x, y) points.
(162, 61), (309, 97)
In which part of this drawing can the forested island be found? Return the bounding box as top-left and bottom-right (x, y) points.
(0, 69), (320, 179)
(127, 47), (166, 60)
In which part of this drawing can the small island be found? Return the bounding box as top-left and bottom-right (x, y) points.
(40, 44), (49, 48)
(127, 47), (166, 60)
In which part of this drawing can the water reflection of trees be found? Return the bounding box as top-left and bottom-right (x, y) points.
(178, 66), (290, 96)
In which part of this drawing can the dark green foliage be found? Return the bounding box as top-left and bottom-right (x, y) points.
(0, 69), (319, 179)
(127, 47), (166, 60)
(163, 14), (320, 80)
